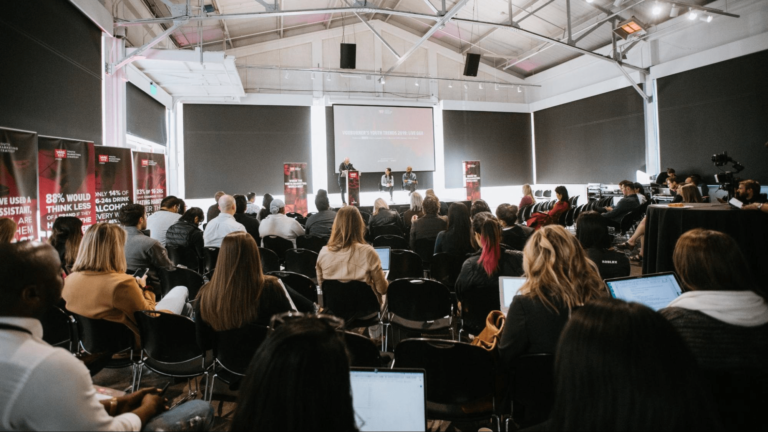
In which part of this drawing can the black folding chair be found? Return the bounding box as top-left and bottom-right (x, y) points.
(373, 234), (409, 250)
(284, 248), (319, 279)
(618, 202), (649, 236)
(458, 288), (501, 337)
(166, 245), (202, 273)
(508, 353), (555, 429)
(389, 249), (423, 281)
(258, 247), (280, 273)
(414, 237), (438, 271)
(564, 208), (576, 227)
(159, 267), (205, 299)
(341, 331), (391, 368)
(430, 253), (466, 291)
(266, 270), (319, 305)
(41, 306), (77, 353)
(74, 314), (137, 382)
(359, 212), (372, 224)
(208, 324), (271, 401)
(385, 279), (454, 349)
(371, 224), (403, 238)
(263, 235), (294, 263)
(296, 234), (328, 253)
(321, 280), (382, 331)
(204, 247), (220, 273)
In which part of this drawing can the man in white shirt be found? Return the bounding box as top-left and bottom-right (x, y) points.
(0, 241), (214, 431)
(258, 198), (306, 247)
(246, 192), (261, 217)
(204, 194), (246, 247)
(146, 196), (182, 246)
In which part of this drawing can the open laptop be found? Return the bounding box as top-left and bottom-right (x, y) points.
(605, 272), (684, 311)
(350, 368), (427, 432)
(374, 247), (390, 279)
(499, 276), (526, 315)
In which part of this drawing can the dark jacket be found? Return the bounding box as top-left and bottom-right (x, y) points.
(166, 219), (205, 259)
(305, 210), (336, 237)
(501, 225), (534, 251)
(338, 162), (355, 186)
(206, 203), (220, 223)
(409, 214), (447, 249)
(586, 248), (630, 280)
(234, 213), (261, 245)
(368, 209), (402, 231)
(434, 229), (475, 257)
(597, 194), (640, 223)
(402, 209), (424, 231)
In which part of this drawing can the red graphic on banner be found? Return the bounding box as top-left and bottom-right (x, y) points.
(348, 170), (360, 207)
(0, 128), (39, 241)
(463, 160), (481, 202)
(95, 147), (134, 224)
(284, 162), (308, 215)
(133, 152), (166, 216)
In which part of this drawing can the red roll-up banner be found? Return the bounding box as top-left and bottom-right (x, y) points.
(0, 128), (39, 241)
(463, 160), (481, 202)
(95, 146), (134, 224)
(347, 170), (360, 207)
(284, 162), (308, 216)
(132, 152), (167, 217)
(38, 137), (97, 236)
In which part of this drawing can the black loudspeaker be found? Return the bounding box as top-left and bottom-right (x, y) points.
(340, 43), (357, 69)
(463, 53), (481, 77)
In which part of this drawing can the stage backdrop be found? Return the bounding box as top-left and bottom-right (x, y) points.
(284, 163), (308, 216)
(0, 128), (38, 241)
(133, 152), (167, 216)
(95, 146), (134, 224)
(37, 137), (96, 235)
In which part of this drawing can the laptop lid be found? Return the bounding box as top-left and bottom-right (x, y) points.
(351, 368), (426, 432)
(374, 247), (391, 271)
(605, 272), (684, 311)
(499, 277), (526, 315)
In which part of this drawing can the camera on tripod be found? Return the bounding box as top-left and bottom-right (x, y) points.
(711, 151), (744, 199)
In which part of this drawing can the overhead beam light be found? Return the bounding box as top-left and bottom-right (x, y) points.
(687, 8), (698, 20)
(652, 2), (663, 16)
(701, 14), (713, 23)
(613, 16), (647, 40)
(669, 6), (679, 17)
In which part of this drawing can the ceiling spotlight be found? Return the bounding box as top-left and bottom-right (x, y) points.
(327, 74), (331, 81)
(479, 83), (483, 90)
(688, 9), (698, 20)
(651, 2), (662, 16)
(311, 73), (315, 80)
(669, 6), (679, 17)
(701, 14), (713, 23)
(494, 84), (499, 90)
(613, 16), (647, 40)
(415, 81), (419, 87)
(517, 86), (522, 93)
(379, 77), (385, 85)
(585, 0), (594, 3)
(448, 82), (453, 88)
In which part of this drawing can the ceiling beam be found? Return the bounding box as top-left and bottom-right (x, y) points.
(385, 0), (404, 23)
(108, 19), (188, 74)
(344, 0), (401, 58)
(460, 0), (554, 55)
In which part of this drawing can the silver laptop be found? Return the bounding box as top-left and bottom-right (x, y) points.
(499, 276), (526, 315)
(351, 368), (427, 432)
(605, 272), (683, 311)
(374, 246), (390, 279)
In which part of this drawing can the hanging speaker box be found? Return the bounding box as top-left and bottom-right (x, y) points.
(340, 43), (357, 69)
(463, 53), (481, 77)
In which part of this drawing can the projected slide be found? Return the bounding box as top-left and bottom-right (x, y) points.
(334, 105), (435, 172)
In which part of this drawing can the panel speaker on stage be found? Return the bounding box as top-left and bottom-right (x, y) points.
(338, 157), (355, 204)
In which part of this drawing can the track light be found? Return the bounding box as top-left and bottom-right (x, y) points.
(448, 82), (453, 88)
(517, 86), (522, 93)
(378, 77), (385, 85)
(284, 72), (289, 79)
(415, 81), (419, 87)
(688, 9), (698, 20)
(311, 73), (315, 80)
(494, 84), (499, 90)
(652, 2), (662, 16)
(669, 6), (679, 17)
(327, 74), (331, 81)
(701, 14), (713, 23)
(479, 83), (483, 90)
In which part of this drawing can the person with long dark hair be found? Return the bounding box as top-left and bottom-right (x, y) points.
(258, 193), (274, 222)
(48, 216), (83, 273)
(526, 185), (570, 230)
(0, 218), (16, 244)
(230, 316), (358, 431)
(166, 207), (205, 263)
(434, 202), (475, 256)
(546, 298), (722, 431)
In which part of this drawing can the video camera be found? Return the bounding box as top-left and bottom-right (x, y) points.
(711, 151), (744, 199)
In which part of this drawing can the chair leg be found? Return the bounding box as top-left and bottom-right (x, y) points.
(492, 414), (501, 432)
(134, 362), (144, 392)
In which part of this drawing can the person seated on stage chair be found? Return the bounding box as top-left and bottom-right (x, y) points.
(258, 193), (274, 222)
(258, 198), (305, 248)
(633, 182), (647, 204)
(735, 180), (765, 205)
(119, 204), (175, 288)
(402, 166), (418, 195)
(435, 202), (475, 257)
(470, 199), (491, 219)
(48, 216), (83, 275)
(234, 194), (261, 245)
(410, 196), (447, 250)
(305, 190), (336, 238)
(246, 192), (261, 217)
(206, 190), (226, 222)
(146, 195), (182, 247)
(204, 195), (246, 248)
(368, 198), (403, 234)
(338, 158), (355, 205)
(594, 181), (639, 228)
(685, 175), (709, 201)
(519, 184), (536, 209)
(402, 192), (424, 232)
(0, 218), (16, 244)
(576, 211), (630, 280)
(496, 204), (533, 251)
(0, 241), (214, 431)
(526, 186), (571, 230)
(655, 167), (676, 186)
(316, 206), (389, 306)
(166, 207), (205, 265)
(381, 168), (395, 203)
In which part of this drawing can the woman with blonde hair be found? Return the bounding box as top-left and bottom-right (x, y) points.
(0, 217), (17, 243)
(62, 223), (190, 338)
(317, 206), (388, 305)
(519, 184), (536, 209)
(368, 197), (402, 233)
(498, 225), (605, 369)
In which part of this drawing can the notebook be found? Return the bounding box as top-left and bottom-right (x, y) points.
(605, 272), (683, 311)
(374, 246), (390, 279)
(350, 368), (427, 432)
(499, 277), (526, 315)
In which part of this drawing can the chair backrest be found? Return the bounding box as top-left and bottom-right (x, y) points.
(41, 306), (74, 349)
(557, 209), (568, 226)
(160, 267), (205, 299)
(395, 338), (496, 405)
(263, 235), (294, 261)
(389, 249), (423, 280)
(371, 224), (403, 238)
(564, 208), (575, 227)
(619, 201), (649, 233)
(204, 247), (220, 273)
(296, 234), (328, 253)
(285, 212), (302, 220)
(321, 280), (380, 324)
(134, 310), (202, 363)
(284, 248), (319, 279)
(214, 324), (271, 375)
(359, 212), (372, 224)
(569, 195), (579, 207)
(458, 287), (501, 336)
(510, 353), (555, 427)
(166, 245), (201, 273)
(266, 270), (318, 304)
(342, 331), (383, 368)
(534, 190), (542, 197)
(517, 205), (530, 224)
(430, 253), (466, 291)
(413, 237), (438, 267)
(373, 234), (409, 250)
(75, 314), (134, 355)
(387, 279), (452, 322)
(543, 190), (552, 198)
(258, 247), (280, 273)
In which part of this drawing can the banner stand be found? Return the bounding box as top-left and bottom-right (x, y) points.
(463, 161), (481, 202)
(347, 170), (360, 207)
(284, 162), (308, 216)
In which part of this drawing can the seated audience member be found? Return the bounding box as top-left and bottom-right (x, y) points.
(595, 181), (639, 227)
(470, 199), (492, 219)
(305, 190), (335, 238)
(633, 182), (647, 204)
(166, 207), (205, 262)
(231, 316), (356, 432)
(425, 189), (449, 216)
(409, 196), (447, 250)
(176, 199), (186, 216)
(63, 224), (190, 338)
(195, 232), (305, 351)
(498, 225), (604, 367)
(679, 183), (703, 203)
(527, 186), (571, 229)
(368, 198), (402, 233)
(434, 202), (475, 257)
(0, 242), (213, 431)
(258, 193), (274, 222)
(655, 167), (676, 186)
(146, 196), (182, 246)
(668, 177), (683, 202)
(576, 211), (630, 280)
(119, 204), (175, 285)
(496, 204), (533, 251)
(206, 191), (225, 222)
(545, 298), (721, 431)
(316, 206), (388, 306)
(402, 192), (424, 231)
(743, 201), (768, 213)
(234, 194), (261, 245)
(0, 217), (16, 243)
(519, 184), (536, 209)
(204, 195), (246, 248)
(455, 213), (524, 334)
(48, 216), (83, 274)
(258, 198), (305, 247)
(686, 174), (709, 201)
(246, 192), (261, 217)
(735, 179), (765, 205)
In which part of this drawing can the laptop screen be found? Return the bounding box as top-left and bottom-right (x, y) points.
(605, 272), (683, 311)
(374, 247), (391, 271)
(499, 277), (526, 315)
(351, 369), (426, 432)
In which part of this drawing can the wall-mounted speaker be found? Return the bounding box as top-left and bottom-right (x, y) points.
(340, 43), (357, 69)
(463, 53), (481, 77)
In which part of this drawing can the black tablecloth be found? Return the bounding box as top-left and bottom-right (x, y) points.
(643, 203), (768, 281)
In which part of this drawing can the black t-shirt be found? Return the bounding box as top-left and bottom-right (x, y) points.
(586, 248), (630, 280)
